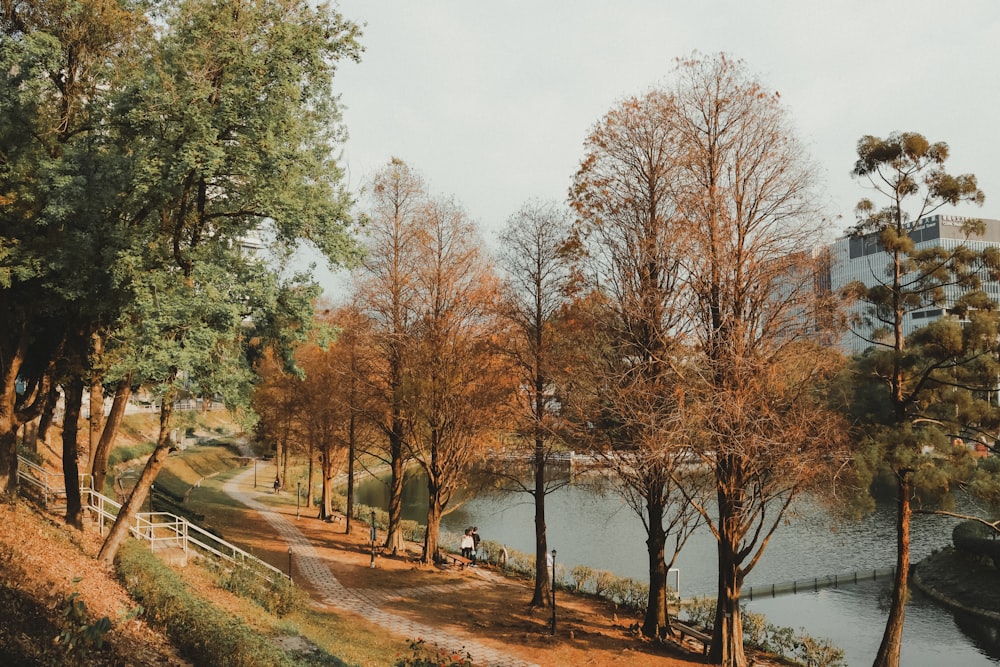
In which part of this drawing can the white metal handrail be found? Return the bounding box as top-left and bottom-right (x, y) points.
(17, 456), (288, 582)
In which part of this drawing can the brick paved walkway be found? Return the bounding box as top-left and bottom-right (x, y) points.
(224, 468), (539, 667)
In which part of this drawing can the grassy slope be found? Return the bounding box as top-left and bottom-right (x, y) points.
(6, 411), (410, 667)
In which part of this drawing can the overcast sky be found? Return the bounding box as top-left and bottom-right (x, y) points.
(311, 0), (999, 294)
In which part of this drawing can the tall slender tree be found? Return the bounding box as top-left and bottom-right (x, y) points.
(354, 158), (424, 555)
(571, 89), (706, 639)
(495, 200), (576, 607)
(404, 197), (511, 564)
(670, 55), (846, 667)
(571, 54), (847, 666)
(843, 131), (999, 667)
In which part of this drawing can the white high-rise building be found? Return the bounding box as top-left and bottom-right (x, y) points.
(830, 214), (1000, 353)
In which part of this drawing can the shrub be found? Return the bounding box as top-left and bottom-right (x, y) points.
(592, 569), (616, 598)
(220, 561), (304, 618)
(394, 638), (472, 667)
(115, 540), (292, 666)
(108, 442), (155, 468)
(571, 565), (594, 592)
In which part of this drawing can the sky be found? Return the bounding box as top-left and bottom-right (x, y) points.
(311, 0), (999, 295)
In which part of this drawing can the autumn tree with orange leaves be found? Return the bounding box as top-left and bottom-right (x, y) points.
(572, 54), (847, 667)
(354, 159), (424, 555)
(403, 196), (514, 565)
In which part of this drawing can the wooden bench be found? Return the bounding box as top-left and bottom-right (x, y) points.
(673, 621), (711, 656)
(439, 550), (472, 569)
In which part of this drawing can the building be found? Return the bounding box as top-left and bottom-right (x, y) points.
(830, 214), (1000, 353)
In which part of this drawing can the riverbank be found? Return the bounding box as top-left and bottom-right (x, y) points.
(912, 547), (1000, 623)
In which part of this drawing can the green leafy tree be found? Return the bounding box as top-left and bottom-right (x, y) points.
(95, 0), (362, 563)
(0, 0), (147, 502)
(844, 131), (1000, 667)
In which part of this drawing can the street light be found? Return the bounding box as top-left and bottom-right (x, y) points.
(287, 546), (292, 581)
(550, 549), (557, 636)
(253, 458), (257, 488)
(296, 480), (301, 519)
(370, 510), (377, 569)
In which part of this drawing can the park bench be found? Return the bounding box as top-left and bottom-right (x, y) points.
(673, 621), (711, 656)
(439, 550), (472, 570)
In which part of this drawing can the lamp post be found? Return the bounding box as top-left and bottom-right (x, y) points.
(287, 546), (292, 582)
(370, 510), (377, 568)
(296, 480), (301, 519)
(550, 549), (557, 636)
(253, 458), (257, 488)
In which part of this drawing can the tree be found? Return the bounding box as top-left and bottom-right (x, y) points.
(96, 0), (361, 563)
(571, 54), (848, 666)
(495, 200), (576, 607)
(670, 55), (846, 667)
(0, 0), (147, 495)
(844, 131), (999, 667)
(296, 304), (374, 523)
(354, 158), (425, 555)
(404, 197), (511, 565)
(570, 88), (706, 639)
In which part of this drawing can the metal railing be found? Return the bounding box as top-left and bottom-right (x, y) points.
(18, 456), (288, 582)
(744, 566), (896, 600)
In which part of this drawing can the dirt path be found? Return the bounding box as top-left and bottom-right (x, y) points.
(214, 466), (711, 667)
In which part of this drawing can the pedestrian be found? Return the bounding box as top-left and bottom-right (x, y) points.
(460, 528), (474, 562)
(471, 526), (481, 566)
(273, 477), (280, 494)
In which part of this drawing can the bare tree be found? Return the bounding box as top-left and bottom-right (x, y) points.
(495, 200), (576, 607)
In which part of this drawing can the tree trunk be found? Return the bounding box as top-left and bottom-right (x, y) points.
(321, 447), (334, 519)
(0, 426), (17, 496)
(87, 334), (105, 471)
(0, 329), (29, 495)
(346, 411), (355, 535)
(98, 394), (175, 565)
(643, 498), (671, 639)
(530, 437), (551, 607)
(422, 485), (444, 565)
(873, 470), (911, 667)
(384, 418), (406, 554)
(712, 475), (749, 667)
(306, 439), (315, 509)
(62, 377), (85, 529)
(281, 431), (290, 489)
(711, 544), (748, 667)
(91, 379), (131, 495)
(37, 384), (58, 445)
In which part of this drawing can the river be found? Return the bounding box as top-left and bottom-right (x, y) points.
(354, 472), (1000, 666)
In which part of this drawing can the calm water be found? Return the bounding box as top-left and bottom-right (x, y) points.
(355, 473), (1000, 667)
